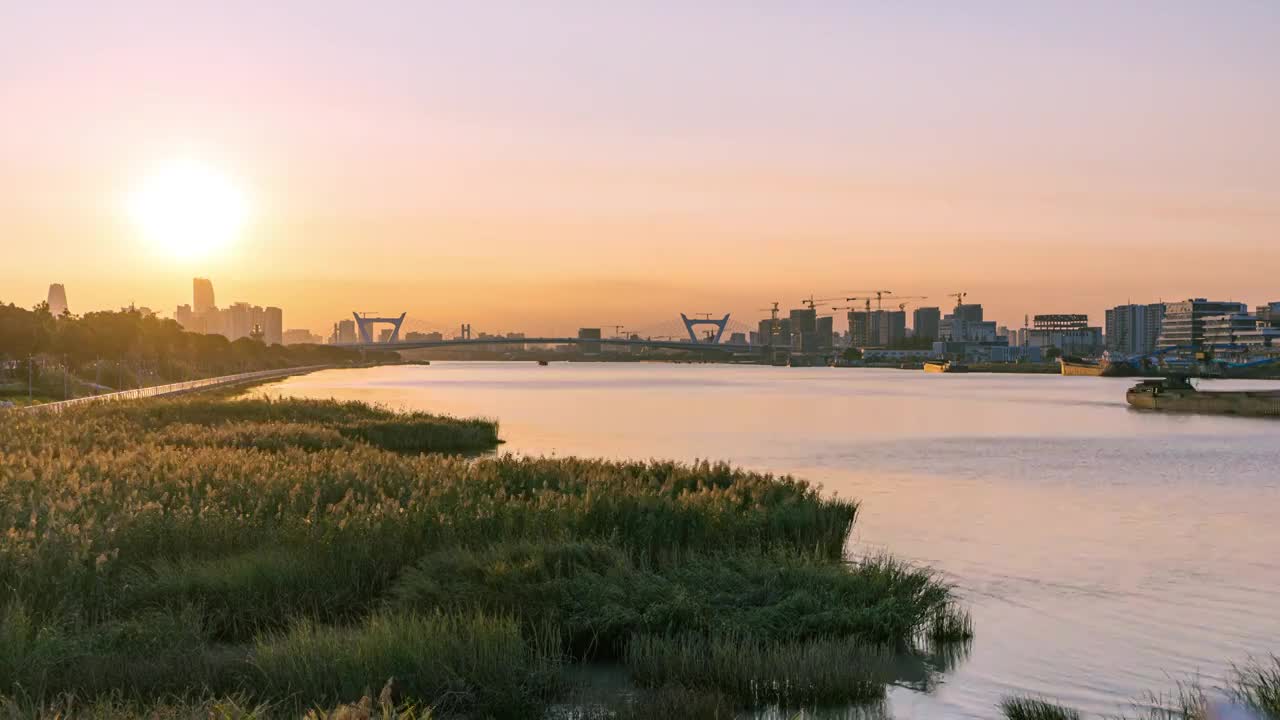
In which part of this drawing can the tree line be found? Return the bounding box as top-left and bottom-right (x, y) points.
(0, 302), (394, 394)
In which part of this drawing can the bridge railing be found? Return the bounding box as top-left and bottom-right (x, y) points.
(12, 365), (331, 413)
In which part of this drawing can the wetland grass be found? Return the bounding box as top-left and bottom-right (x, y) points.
(999, 696), (1082, 720)
(0, 395), (964, 716)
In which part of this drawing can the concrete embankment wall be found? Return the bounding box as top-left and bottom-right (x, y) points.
(11, 364), (331, 413)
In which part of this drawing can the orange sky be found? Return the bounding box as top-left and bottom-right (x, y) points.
(4, 2), (1278, 336)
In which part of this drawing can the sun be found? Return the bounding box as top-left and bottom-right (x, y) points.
(128, 158), (249, 260)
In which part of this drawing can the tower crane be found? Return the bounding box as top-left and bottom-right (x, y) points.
(842, 296), (875, 315)
(949, 291), (967, 310)
(872, 291), (894, 310)
(800, 295), (844, 310)
(757, 302), (783, 343)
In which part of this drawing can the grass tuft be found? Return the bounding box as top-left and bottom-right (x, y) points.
(625, 632), (889, 708)
(999, 695), (1082, 720)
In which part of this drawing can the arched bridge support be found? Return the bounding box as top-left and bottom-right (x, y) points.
(354, 312), (407, 344)
(680, 313), (731, 344)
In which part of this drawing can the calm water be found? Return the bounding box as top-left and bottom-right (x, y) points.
(251, 363), (1280, 719)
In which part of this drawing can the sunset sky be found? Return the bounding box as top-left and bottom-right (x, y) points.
(3, 2), (1278, 336)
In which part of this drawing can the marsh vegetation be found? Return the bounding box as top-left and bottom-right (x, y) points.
(0, 395), (969, 718)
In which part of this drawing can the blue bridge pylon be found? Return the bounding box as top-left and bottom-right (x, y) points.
(354, 312), (407, 344)
(680, 313), (731, 344)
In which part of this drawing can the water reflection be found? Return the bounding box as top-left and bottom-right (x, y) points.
(252, 363), (1280, 719)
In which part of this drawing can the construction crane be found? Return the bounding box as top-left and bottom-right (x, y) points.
(610, 325), (626, 337)
(883, 295), (927, 311)
(800, 295), (844, 310)
(842, 296), (875, 315)
(757, 302), (781, 321)
(757, 302), (782, 344)
(949, 291), (967, 310)
(872, 291), (894, 310)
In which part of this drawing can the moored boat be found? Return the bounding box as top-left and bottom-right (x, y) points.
(1126, 376), (1280, 417)
(1059, 358), (1104, 376)
(923, 360), (969, 373)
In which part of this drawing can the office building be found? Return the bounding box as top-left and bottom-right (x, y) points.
(227, 302), (254, 341)
(1157, 299), (1247, 347)
(954, 303), (985, 323)
(1105, 303), (1165, 356)
(913, 306), (941, 342)
(264, 306), (283, 345)
(332, 319), (358, 344)
(282, 329), (323, 345)
(47, 284), (68, 316)
(193, 278), (215, 313)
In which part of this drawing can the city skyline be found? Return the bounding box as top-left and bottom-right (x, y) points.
(4, 2), (1278, 335)
(9, 275), (1280, 344)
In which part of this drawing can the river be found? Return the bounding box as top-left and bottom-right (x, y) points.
(250, 362), (1280, 719)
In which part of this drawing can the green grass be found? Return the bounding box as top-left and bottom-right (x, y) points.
(0, 394), (964, 716)
(391, 542), (967, 659)
(252, 611), (560, 718)
(625, 632), (889, 708)
(1232, 655), (1280, 717)
(1000, 696), (1082, 720)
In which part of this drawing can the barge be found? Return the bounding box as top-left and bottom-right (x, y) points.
(923, 360), (969, 373)
(1059, 358), (1104, 376)
(1126, 376), (1280, 417)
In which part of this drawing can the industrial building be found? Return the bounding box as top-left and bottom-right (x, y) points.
(1157, 299), (1248, 347)
(1016, 315), (1104, 357)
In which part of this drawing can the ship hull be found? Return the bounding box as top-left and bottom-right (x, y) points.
(1059, 359), (1104, 376)
(923, 361), (968, 373)
(1126, 385), (1280, 417)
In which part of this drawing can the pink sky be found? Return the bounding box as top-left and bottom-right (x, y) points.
(3, 2), (1278, 335)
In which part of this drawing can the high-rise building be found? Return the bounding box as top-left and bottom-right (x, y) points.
(815, 316), (834, 352)
(282, 329), (323, 345)
(227, 302), (254, 341)
(175, 304), (195, 330)
(264, 307), (283, 345)
(1105, 303), (1165, 356)
(193, 278), (215, 313)
(1156, 299), (1247, 348)
(913, 307), (941, 341)
(46, 283), (68, 316)
(955, 304), (984, 323)
(333, 319), (357, 344)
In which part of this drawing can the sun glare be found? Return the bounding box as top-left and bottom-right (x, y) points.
(128, 159), (249, 260)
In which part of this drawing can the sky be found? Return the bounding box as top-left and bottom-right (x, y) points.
(3, 1), (1279, 336)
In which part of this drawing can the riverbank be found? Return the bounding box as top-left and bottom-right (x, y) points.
(0, 393), (969, 718)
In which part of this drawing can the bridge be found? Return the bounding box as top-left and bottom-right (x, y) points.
(332, 335), (754, 353)
(336, 311), (756, 354)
